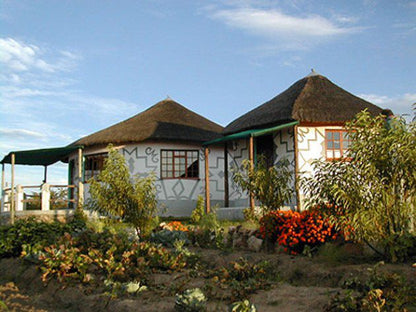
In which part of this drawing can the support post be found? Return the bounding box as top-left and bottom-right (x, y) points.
(204, 147), (211, 214)
(248, 136), (255, 211)
(41, 183), (50, 211)
(43, 165), (48, 183)
(77, 148), (84, 210)
(10, 153), (15, 224)
(16, 185), (24, 211)
(1, 164), (4, 213)
(224, 143), (229, 207)
(294, 125), (301, 212)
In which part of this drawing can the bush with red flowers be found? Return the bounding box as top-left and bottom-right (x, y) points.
(259, 210), (340, 255)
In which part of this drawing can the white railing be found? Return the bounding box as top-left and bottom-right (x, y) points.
(1, 183), (78, 213)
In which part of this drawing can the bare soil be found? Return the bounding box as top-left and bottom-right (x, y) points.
(0, 249), (415, 312)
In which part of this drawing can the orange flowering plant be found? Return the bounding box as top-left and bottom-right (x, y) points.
(164, 221), (189, 232)
(259, 209), (340, 255)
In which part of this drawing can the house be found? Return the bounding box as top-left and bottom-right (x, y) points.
(204, 71), (384, 211)
(67, 98), (227, 217)
(1, 71), (386, 221)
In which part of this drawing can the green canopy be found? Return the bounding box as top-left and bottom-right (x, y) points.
(1, 146), (83, 166)
(203, 121), (299, 146)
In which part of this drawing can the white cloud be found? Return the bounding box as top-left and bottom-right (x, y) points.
(211, 7), (359, 38)
(359, 93), (416, 119)
(0, 128), (47, 140)
(0, 37), (80, 73)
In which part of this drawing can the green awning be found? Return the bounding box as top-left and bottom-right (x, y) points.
(1, 146), (83, 166)
(203, 121), (299, 146)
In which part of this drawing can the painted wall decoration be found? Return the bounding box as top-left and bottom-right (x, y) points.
(296, 125), (344, 206)
(69, 142), (225, 216)
(273, 127), (296, 207)
(227, 139), (249, 206)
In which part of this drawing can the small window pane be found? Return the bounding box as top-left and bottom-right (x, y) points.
(342, 132), (349, 140)
(342, 140), (349, 149)
(334, 142), (340, 149)
(334, 150), (341, 158)
(327, 141), (333, 149)
(326, 132), (333, 139)
(326, 150), (333, 158)
(334, 132), (340, 140)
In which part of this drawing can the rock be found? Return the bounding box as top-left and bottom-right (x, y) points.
(233, 237), (245, 249)
(247, 236), (263, 252)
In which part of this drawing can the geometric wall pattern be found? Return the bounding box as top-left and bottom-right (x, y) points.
(296, 125), (344, 205)
(70, 142), (225, 216)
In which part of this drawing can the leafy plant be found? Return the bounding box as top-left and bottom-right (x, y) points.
(39, 233), (93, 283)
(191, 195), (205, 224)
(233, 156), (293, 215)
(326, 262), (416, 311)
(187, 227), (224, 249)
(87, 145), (158, 237)
(37, 226), (189, 285)
(0, 299), (8, 311)
(0, 217), (85, 258)
(230, 299), (257, 312)
(175, 288), (207, 312)
(150, 229), (190, 248)
(303, 110), (416, 262)
(210, 258), (272, 301)
(104, 279), (147, 298)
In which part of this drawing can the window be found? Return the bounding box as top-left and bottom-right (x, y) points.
(325, 130), (351, 160)
(84, 153), (107, 181)
(161, 150), (199, 179)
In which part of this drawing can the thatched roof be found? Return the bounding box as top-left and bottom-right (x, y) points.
(224, 74), (384, 134)
(71, 98), (224, 147)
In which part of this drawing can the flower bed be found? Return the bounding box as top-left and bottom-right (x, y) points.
(259, 210), (340, 255)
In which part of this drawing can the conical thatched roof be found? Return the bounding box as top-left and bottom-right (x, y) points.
(71, 98), (224, 147)
(224, 74), (383, 134)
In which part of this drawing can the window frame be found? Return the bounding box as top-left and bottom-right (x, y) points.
(325, 129), (351, 161)
(83, 153), (107, 181)
(160, 149), (200, 180)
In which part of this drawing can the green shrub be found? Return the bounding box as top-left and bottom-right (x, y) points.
(150, 229), (190, 247)
(87, 145), (158, 237)
(303, 110), (416, 262)
(175, 288), (207, 312)
(191, 195), (205, 224)
(233, 156), (293, 215)
(187, 228), (224, 249)
(0, 217), (85, 258)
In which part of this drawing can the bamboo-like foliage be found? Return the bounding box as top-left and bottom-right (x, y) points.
(233, 156), (293, 215)
(303, 110), (416, 262)
(87, 145), (157, 237)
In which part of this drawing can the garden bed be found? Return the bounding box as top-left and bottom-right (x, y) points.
(1, 248), (415, 312)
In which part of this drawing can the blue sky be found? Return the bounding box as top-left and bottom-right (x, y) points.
(1, 0), (415, 186)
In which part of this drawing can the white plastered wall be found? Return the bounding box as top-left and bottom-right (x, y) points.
(69, 142), (225, 217)
(296, 125), (344, 208)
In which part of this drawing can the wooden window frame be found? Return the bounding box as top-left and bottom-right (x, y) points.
(325, 129), (351, 161)
(84, 153), (107, 181)
(160, 149), (199, 180)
